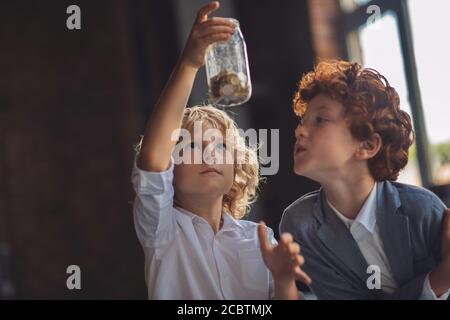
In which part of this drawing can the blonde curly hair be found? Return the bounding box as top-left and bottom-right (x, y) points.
(180, 105), (260, 219)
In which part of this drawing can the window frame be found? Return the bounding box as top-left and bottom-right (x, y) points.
(341, 0), (434, 188)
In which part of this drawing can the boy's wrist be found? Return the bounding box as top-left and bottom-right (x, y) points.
(178, 56), (200, 73)
(274, 277), (296, 289)
(274, 279), (300, 300)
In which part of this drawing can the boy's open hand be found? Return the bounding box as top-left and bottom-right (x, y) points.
(180, 1), (236, 70)
(258, 222), (312, 286)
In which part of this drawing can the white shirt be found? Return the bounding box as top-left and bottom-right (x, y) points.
(131, 156), (275, 300)
(328, 183), (450, 300)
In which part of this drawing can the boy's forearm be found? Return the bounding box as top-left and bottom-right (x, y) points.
(274, 281), (302, 300)
(139, 60), (198, 171)
(429, 257), (450, 297)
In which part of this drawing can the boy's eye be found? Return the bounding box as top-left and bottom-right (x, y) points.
(316, 117), (327, 125)
(216, 142), (227, 150)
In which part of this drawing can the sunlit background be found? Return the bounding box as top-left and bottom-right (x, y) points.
(343, 0), (450, 187)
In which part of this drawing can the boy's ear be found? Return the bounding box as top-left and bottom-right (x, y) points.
(356, 133), (382, 160)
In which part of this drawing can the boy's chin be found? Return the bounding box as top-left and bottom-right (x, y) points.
(192, 181), (232, 196)
(293, 165), (315, 180)
(293, 163), (308, 176)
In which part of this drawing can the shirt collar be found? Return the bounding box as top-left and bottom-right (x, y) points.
(174, 206), (244, 232)
(355, 182), (377, 233)
(327, 182), (378, 234)
(175, 206), (198, 220)
(221, 212), (245, 232)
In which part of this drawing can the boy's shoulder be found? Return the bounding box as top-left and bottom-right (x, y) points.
(231, 216), (275, 239)
(280, 190), (321, 233)
(387, 181), (446, 218)
(391, 180), (432, 195)
(280, 181), (447, 230)
(285, 190), (320, 214)
(388, 181), (445, 210)
(236, 218), (259, 230)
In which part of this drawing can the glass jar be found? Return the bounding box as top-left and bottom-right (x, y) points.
(205, 19), (252, 107)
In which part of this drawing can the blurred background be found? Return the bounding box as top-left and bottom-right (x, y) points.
(0, 0), (449, 299)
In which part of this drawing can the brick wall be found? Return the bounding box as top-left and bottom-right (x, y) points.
(0, 0), (146, 298)
(307, 0), (346, 60)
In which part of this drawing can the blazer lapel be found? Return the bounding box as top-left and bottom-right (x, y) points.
(375, 181), (414, 286)
(316, 190), (370, 285)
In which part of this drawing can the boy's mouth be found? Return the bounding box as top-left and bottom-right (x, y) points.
(295, 143), (307, 155)
(200, 167), (223, 175)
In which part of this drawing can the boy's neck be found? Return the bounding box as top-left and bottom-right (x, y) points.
(175, 195), (224, 234)
(321, 172), (376, 220)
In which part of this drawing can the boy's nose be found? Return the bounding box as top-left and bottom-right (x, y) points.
(210, 148), (217, 162)
(295, 123), (307, 140)
(203, 143), (218, 164)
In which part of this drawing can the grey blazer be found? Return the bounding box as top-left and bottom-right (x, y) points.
(280, 181), (447, 300)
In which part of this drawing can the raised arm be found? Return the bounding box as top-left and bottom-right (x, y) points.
(138, 1), (236, 172)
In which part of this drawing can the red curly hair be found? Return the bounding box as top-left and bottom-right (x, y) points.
(292, 60), (415, 181)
